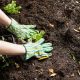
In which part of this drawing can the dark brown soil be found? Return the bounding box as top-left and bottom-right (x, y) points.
(0, 0), (80, 80)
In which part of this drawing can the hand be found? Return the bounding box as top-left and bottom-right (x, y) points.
(7, 18), (38, 40)
(23, 38), (53, 60)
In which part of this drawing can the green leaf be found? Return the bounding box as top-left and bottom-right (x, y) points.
(3, 0), (21, 14)
(32, 30), (45, 41)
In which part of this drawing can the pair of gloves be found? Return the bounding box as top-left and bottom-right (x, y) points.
(7, 18), (53, 60)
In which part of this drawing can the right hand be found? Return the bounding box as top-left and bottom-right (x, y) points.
(23, 38), (53, 60)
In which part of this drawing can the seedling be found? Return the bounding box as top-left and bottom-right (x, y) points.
(0, 55), (9, 69)
(3, 0), (21, 14)
(28, 30), (45, 42)
(32, 30), (45, 41)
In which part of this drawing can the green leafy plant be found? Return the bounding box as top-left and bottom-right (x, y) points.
(31, 30), (45, 41)
(0, 55), (9, 69)
(3, 0), (21, 14)
(0, 55), (17, 69)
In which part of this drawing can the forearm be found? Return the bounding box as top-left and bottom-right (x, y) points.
(0, 9), (11, 27)
(0, 40), (25, 55)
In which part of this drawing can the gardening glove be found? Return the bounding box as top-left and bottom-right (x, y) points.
(7, 18), (38, 40)
(23, 38), (53, 60)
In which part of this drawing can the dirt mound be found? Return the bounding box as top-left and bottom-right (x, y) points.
(0, 0), (80, 80)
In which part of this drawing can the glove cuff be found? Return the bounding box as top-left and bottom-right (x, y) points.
(7, 18), (19, 34)
(22, 44), (32, 60)
(22, 44), (28, 60)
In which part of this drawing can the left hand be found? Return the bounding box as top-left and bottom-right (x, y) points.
(7, 18), (38, 40)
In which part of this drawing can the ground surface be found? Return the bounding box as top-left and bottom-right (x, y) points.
(0, 0), (80, 80)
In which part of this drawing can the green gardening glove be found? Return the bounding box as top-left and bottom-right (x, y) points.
(7, 18), (38, 40)
(23, 38), (53, 60)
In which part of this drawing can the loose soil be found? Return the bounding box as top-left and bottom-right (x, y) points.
(0, 0), (80, 80)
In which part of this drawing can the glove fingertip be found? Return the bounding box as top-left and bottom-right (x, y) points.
(42, 43), (52, 47)
(38, 56), (49, 60)
(36, 38), (45, 44)
(30, 25), (36, 28)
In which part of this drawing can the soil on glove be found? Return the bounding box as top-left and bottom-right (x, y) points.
(0, 0), (80, 80)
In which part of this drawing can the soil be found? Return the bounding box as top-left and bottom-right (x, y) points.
(0, 0), (80, 80)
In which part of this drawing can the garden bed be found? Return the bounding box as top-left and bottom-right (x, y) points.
(0, 0), (80, 80)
